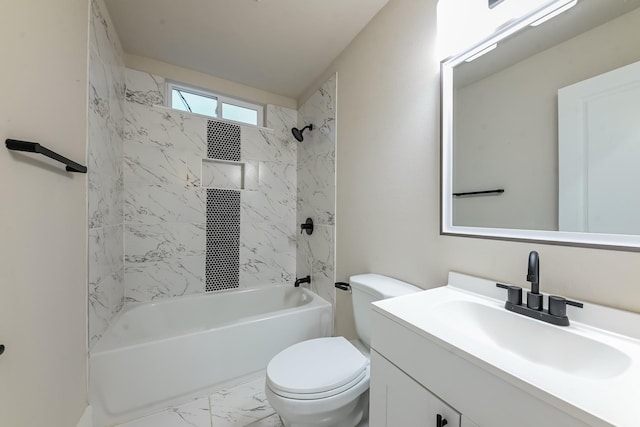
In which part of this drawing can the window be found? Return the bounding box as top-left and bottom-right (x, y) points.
(167, 82), (263, 126)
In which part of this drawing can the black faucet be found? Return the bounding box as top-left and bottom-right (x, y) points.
(496, 251), (583, 326)
(294, 275), (311, 287)
(526, 251), (543, 311)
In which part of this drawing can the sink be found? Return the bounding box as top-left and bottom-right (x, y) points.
(373, 272), (640, 427)
(431, 300), (631, 379)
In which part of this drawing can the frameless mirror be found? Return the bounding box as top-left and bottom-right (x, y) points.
(441, 0), (640, 250)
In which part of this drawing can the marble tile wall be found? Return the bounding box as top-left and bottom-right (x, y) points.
(296, 74), (337, 306)
(88, 0), (126, 350)
(239, 106), (297, 288)
(123, 69), (206, 303)
(123, 69), (297, 302)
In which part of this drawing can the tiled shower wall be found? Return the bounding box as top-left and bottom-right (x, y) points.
(87, 0), (126, 349)
(296, 74), (337, 305)
(123, 69), (297, 302)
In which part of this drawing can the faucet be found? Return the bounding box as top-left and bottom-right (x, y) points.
(294, 275), (311, 287)
(526, 251), (543, 310)
(496, 251), (583, 326)
(527, 251), (539, 294)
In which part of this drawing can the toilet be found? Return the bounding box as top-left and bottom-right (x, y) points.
(265, 274), (421, 427)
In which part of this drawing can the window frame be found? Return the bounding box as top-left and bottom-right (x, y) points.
(167, 82), (264, 127)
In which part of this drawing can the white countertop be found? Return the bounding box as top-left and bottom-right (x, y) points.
(372, 272), (640, 427)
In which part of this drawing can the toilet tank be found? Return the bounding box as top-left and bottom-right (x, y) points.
(350, 274), (421, 347)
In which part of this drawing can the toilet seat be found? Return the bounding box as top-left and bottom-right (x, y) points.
(266, 337), (368, 400)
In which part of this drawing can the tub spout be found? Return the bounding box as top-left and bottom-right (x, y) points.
(294, 275), (311, 287)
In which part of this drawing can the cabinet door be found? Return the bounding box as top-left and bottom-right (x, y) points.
(370, 350), (461, 427)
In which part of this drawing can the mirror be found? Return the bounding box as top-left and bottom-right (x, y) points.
(441, 0), (640, 250)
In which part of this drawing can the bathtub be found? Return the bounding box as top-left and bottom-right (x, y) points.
(90, 285), (332, 426)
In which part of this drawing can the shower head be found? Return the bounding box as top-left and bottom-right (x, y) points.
(291, 124), (314, 142)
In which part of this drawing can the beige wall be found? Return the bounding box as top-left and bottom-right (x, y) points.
(125, 54), (297, 110)
(0, 0), (89, 425)
(302, 0), (444, 338)
(303, 0), (640, 338)
(454, 7), (640, 230)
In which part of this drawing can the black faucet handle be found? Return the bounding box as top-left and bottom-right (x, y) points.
(300, 218), (314, 235)
(566, 299), (584, 308)
(496, 283), (523, 306)
(549, 296), (584, 317)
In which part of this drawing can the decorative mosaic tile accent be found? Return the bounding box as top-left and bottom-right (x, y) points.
(206, 189), (241, 291)
(205, 120), (243, 291)
(208, 120), (241, 161)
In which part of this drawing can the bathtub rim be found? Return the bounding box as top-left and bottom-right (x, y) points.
(91, 285), (331, 355)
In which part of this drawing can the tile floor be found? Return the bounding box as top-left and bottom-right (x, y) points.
(117, 376), (283, 427)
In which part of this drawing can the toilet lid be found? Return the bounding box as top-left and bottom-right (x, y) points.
(266, 337), (368, 396)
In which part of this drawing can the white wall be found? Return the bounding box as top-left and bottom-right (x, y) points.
(302, 0), (443, 338)
(301, 0), (640, 338)
(0, 0), (89, 425)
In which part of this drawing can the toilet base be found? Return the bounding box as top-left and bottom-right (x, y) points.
(267, 388), (369, 427)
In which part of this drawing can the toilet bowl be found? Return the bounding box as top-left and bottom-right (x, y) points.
(265, 274), (421, 427)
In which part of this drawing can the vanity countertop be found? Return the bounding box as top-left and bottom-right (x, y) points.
(372, 272), (640, 427)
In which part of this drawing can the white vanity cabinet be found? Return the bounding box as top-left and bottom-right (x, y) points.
(367, 273), (640, 427)
(370, 350), (461, 427)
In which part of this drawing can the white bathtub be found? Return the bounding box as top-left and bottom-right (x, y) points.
(90, 285), (332, 426)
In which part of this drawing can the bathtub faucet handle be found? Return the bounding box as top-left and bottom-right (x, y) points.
(294, 275), (311, 287)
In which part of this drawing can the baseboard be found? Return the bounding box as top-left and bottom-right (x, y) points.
(77, 405), (92, 427)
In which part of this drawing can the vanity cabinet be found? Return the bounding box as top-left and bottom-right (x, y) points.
(370, 350), (461, 427)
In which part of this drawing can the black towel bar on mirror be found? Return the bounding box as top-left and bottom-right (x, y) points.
(453, 189), (504, 197)
(5, 139), (87, 173)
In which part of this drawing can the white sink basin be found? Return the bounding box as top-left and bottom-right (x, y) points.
(372, 272), (640, 427)
(431, 300), (631, 379)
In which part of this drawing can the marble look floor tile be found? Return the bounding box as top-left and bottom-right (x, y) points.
(117, 398), (211, 427)
(210, 378), (276, 427)
(245, 413), (284, 427)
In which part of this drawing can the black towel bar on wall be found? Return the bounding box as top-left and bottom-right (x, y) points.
(5, 139), (87, 173)
(453, 189), (504, 197)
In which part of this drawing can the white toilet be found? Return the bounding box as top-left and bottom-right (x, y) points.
(265, 274), (421, 427)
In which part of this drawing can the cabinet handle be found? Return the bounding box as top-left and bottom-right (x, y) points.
(436, 414), (448, 427)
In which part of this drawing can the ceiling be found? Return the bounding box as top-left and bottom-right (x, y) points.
(105, 0), (389, 99)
